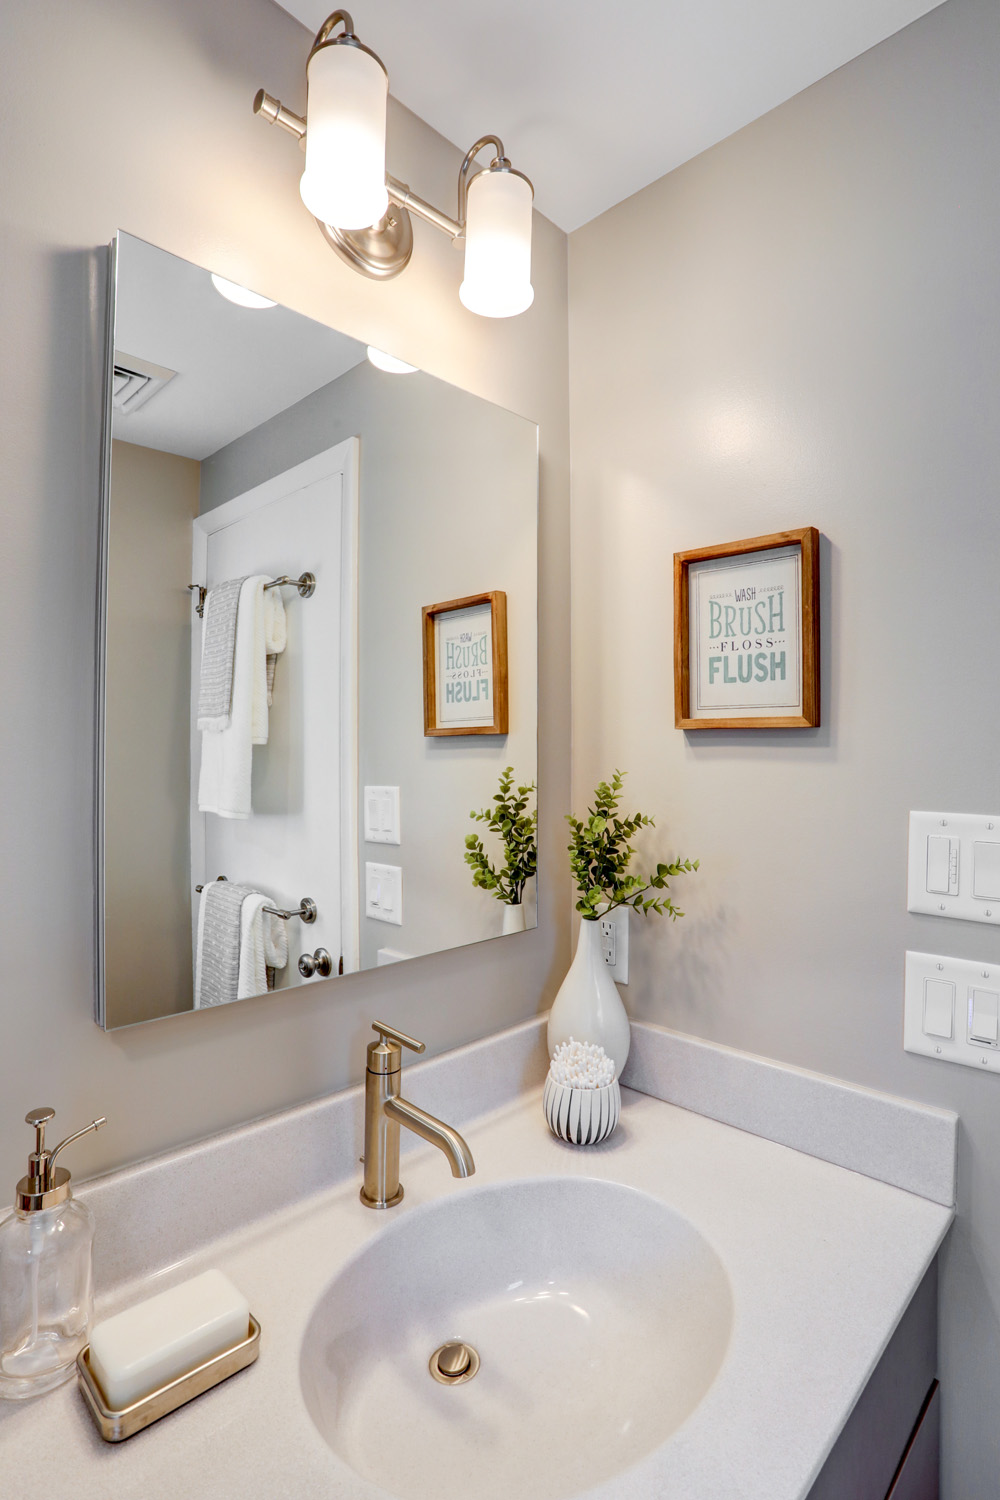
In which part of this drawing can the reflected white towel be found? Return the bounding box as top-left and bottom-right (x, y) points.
(195, 879), (257, 1008)
(237, 893), (288, 999)
(263, 585), (286, 712)
(197, 577), (246, 731)
(198, 576), (286, 819)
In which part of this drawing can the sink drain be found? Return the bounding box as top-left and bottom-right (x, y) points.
(428, 1340), (480, 1386)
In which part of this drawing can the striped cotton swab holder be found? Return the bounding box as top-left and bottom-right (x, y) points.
(543, 1073), (621, 1146)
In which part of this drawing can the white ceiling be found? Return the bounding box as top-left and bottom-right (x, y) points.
(113, 233), (365, 460)
(276, 0), (947, 232)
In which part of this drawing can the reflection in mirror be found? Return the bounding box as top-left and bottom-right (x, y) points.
(97, 232), (538, 1029)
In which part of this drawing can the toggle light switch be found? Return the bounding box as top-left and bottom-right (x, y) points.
(969, 988), (1000, 1046)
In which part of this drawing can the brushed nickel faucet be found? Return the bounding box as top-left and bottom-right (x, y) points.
(360, 1021), (475, 1209)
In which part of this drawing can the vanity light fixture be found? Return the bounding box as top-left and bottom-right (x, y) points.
(210, 274), (277, 309)
(254, 9), (534, 317)
(366, 346), (417, 374)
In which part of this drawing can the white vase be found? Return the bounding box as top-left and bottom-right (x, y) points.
(547, 918), (631, 1077)
(501, 903), (527, 935)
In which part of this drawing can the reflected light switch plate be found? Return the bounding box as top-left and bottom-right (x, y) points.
(364, 786), (400, 845)
(366, 862), (402, 925)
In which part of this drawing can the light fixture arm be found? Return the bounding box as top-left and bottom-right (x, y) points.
(311, 9), (355, 51)
(253, 95), (501, 246)
(456, 135), (508, 228)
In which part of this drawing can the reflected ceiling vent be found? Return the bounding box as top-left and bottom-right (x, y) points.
(112, 351), (177, 413)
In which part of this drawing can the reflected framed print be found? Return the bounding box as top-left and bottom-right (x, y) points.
(423, 591), (508, 736)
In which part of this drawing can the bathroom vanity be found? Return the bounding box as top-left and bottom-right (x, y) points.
(0, 1019), (955, 1499)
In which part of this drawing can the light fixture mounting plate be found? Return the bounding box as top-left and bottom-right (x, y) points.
(315, 205), (413, 280)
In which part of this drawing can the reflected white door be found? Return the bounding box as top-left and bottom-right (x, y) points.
(191, 439), (359, 994)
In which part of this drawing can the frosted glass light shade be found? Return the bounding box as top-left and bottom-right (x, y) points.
(459, 168), (534, 319)
(300, 42), (388, 230)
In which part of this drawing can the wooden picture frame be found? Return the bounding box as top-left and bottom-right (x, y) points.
(422, 591), (508, 736)
(674, 527), (820, 730)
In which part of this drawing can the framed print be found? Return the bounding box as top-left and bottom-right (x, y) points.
(674, 528), (820, 729)
(423, 591), (508, 736)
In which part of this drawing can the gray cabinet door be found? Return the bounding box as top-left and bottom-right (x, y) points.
(888, 1382), (940, 1500)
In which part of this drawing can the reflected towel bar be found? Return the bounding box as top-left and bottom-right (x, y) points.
(188, 573), (316, 618)
(194, 878), (317, 924)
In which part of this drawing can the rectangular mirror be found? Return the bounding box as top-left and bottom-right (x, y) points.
(96, 231), (538, 1029)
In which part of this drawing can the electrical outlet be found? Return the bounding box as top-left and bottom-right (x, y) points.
(600, 909), (629, 984)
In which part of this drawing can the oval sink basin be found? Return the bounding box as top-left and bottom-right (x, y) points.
(300, 1177), (733, 1499)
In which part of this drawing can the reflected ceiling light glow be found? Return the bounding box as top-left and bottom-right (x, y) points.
(366, 346), (418, 375)
(210, 274), (277, 310)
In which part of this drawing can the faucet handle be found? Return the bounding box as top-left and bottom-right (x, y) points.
(367, 1020), (425, 1074)
(371, 1020), (425, 1054)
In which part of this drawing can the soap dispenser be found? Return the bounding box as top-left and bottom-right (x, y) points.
(0, 1108), (106, 1399)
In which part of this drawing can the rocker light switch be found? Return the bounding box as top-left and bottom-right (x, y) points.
(973, 842), (1000, 901)
(969, 989), (1000, 1045)
(922, 978), (955, 1039)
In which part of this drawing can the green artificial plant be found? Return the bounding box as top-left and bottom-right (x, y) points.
(567, 769), (698, 921)
(465, 767), (537, 907)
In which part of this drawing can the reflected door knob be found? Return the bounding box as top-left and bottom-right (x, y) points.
(298, 948), (333, 978)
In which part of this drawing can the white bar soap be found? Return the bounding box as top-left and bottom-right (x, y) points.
(89, 1269), (250, 1410)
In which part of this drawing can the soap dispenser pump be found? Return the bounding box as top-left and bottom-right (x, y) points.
(0, 1108), (106, 1399)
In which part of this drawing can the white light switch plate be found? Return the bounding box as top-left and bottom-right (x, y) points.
(907, 811), (1000, 925)
(365, 862), (402, 925)
(364, 786), (400, 845)
(600, 908), (629, 985)
(904, 950), (1000, 1073)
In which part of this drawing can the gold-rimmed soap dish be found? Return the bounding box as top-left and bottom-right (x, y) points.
(76, 1314), (261, 1442)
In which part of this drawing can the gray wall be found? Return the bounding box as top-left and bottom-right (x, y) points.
(0, 0), (569, 1196)
(567, 1), (1000, 1494)
(203, 359), (538, 968)
(105, 440), (199, 1021)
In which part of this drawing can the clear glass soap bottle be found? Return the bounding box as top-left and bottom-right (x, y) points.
(0, 1108), (106, 1399)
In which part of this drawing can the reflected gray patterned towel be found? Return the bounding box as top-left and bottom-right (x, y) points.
(195, 880), (258, 1009)
(197, 577), (247, 730)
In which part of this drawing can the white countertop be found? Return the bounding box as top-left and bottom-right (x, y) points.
(0, 1080), (952, 1500)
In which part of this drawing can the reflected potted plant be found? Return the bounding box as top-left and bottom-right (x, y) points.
(549, 771), (698, 1076)
(465, 767), (537, 934)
